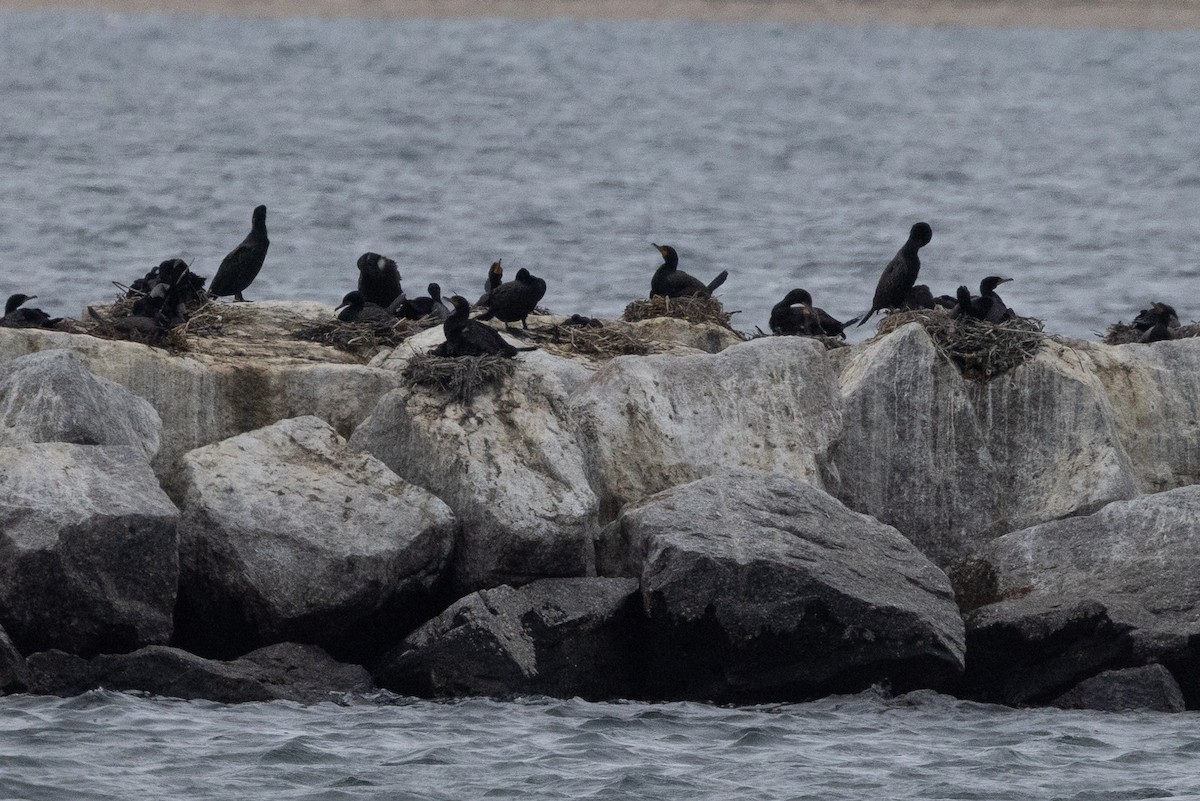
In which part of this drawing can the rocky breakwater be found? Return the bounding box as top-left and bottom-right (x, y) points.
(1, 305), (1199, 711)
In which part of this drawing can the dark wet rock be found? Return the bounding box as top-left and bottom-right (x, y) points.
(0, 625), (28, 694)
(375, 577), (640, 699)
(602, 468), (965, 702)
(26, 643), (373, 704)
(0, 443), (179, 657)
(176, 416), (456, 662)
(0, 349), (162, 461)
(1053, 664), (1185, 713)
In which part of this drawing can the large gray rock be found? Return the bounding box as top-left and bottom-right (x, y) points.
(1053, 664), (1186, 713)
(0, 443), (179, 656)
(0, 625), (28, 694)
(376, 577), (640, 699)
(964, 486), (1200, 707)
(351, 358), (598, 593)
(570, 337), (842, 521)
(0, 349), (162, 460)
(177, 416), (456, 660)
(26, 642), (373, 703)
(828, 324), (1137, 568)
(603, 468), (965, 702)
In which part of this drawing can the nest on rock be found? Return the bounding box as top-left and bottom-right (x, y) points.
(749, 328), (850, 350)
(403, 352), (516, 404)
(296, 316), (437, 357)
(876, 308), (1046, 380)
(622, 294), (737, 330)
(1102, 320), (1200, 345)
(521, 320), (663, 360)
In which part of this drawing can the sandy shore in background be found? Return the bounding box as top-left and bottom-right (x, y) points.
(2, 0), (1200, 28)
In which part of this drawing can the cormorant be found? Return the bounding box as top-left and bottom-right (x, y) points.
(87, 306), (168, 343)
(1134, 302), (1179, 343)
(903, 284), (936, 310)
(1, 294), (61, 329)
(335, 290), (396, 324)
(856, 221), (933, 325)
(650, 244), (728, 299)
(477, 267), (547, 329)
(952, 277), (1015, 323)
(356, 252), (403, 308)
(477, 259), (503, 307)
(951, 285), (976, 319)
(395, 283), (450, 321)
(769, 288), (854, 338)
(209, 205), (269, 302)
(433, 295), (536, 358)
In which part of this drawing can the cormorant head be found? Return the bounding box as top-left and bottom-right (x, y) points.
(651, 243), (679, 268)
(979, 276), (1012, 295)
(252, 205), (267, 225)
(5, 294), (34, 314)
(428, 283), (442, 301)
(157, 258), (190, 285)
(782, 288), (813, 307)
(490, 260), (503, 277)
(448, 295), (471, 315)
(356, 252), (380, 271)
(335, 290), (363, 311)
(515, 268), (532, 282)
(909, 222), (933, 247)
(1153, 302), (1180, 325)
(956, 285), (973, 304)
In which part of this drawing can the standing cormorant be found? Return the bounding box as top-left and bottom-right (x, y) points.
(1, 294), (61, 328)
(769, 289), (855, 338)
(477, 260), (503, 307)
(477, 268), (547, 329)
(650, 244), (728, 299)
(209, 205), (269, 302)
(335, 290), (396, 324)
(433, 296), (536, 358)
(856, 221), (933, 326)
(356, 252), (403, 308)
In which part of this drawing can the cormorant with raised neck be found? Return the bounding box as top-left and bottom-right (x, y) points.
(650, 244), (727, 299)
(1, 294), (61, 328)
(209, 205), (269, 302)
(856, 221), (933, 325)
(477, 259), (503, 307)
(434, 295), (536, 358)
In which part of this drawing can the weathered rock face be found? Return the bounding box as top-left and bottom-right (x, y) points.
(0, 625), (28, 694)
(570, 337), (843, 521)
(963, 486), (1200, 707)
(0, 349), (162, 461)
(376, 577), (640, 699)
(602, 468), (965, 702)
(621, 317), (744, 354)
(1053, 664), (1186, 713)
(0, 443), (179, 657)
(351, 361), (598, 594)
(26, 642), (373, 703)
(176, 416), (456, 661)
(0, 303), (402, 493)
(828, 324), (1137, 568)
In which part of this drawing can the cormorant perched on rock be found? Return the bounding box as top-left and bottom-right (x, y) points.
(395, 283), (449, 321)
(356, 252), (402, 308)
(335, 290), (396, 324)
(1134, 302), (1180, 343)
(477, 268), (547, 329)
(856, 221), (933, 326)
(769, 289), (855, 338)
(209, 205), (269, 302)
(650, 244), (728, 299)
(433, 296), (536, 358)
(477, 259), (503, 307)
(1, 294), (61, 328)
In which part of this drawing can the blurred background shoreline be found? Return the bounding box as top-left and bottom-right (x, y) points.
(3, 0), (1200, 29)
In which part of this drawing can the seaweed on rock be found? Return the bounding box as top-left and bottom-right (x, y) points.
(876, 308), (1046, 381)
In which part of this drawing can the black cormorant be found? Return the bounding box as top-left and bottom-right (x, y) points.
(336, 290), (396, 324)
(477, 267), (547, 329)
(1134, 302), (1179, 343)
(952, 276), (1015, 323)
(1, 294), (61, 329)
(433, 295), (536, 358)
(356, 252), (403, 308)
(477, 259), (503, 306)
(856, 221), (933, 326)
(209, 205), (269, 302)
(650, 244), (728, 299)
(395, 283), (449, 321)
(769, 288), (854, 338)
(903, 284), (936, 310)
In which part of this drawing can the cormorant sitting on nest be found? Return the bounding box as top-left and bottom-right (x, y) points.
(903, 284), (936, 310)
(1134, 302), (1179, 343)
(87, 306), (169, 343)
(433, 296), (536, 358)
(336, 290), (396, 324)
(209, 205), (269, 302)
(477, 259), (503, 307)
(769, 289), (854, 338)
(856, 221), (933, 325)
(650, 244), (728, 299)
(953, 276), (1015, 323)
(477, 268), (546, 329)
(395, 283), (450, 321)
(356, 252), (403, 308)
(1, 294), (61, 329)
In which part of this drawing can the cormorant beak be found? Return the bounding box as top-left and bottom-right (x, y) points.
(998, 277), (1014, 284)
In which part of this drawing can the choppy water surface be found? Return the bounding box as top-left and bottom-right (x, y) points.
(1, 689), (1198, 800)
(2, 12), (1200, 338)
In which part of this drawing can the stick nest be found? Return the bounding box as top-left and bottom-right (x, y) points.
(876, 308), (1046, 380)
(622, 294), (737, 329)
(750, 328), (849, 350)
(403, 352), (516, 403)
(295, 317), (438, 357)
(1102, 321), (1200, 345)
(521, 321), (664, 360)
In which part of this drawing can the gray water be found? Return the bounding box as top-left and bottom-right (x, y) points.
(2, 12), (1200, 339)
(1, 689), (1198, 800)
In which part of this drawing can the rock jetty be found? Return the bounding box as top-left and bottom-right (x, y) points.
(1, 302), (1198, 712)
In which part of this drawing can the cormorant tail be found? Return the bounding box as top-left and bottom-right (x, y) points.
(706, 270), (729, 293)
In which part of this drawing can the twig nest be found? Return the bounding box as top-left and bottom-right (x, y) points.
(875, 308), (1046, 381)
(521, 322), (663, 360)
(622, 294), (737, 330)
(403, 352), (516, 404)
(296, 317), (436, 357)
